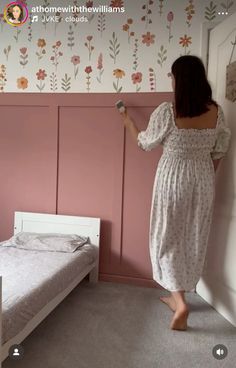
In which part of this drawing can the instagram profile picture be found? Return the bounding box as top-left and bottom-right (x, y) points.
(4, 2), (28, 26)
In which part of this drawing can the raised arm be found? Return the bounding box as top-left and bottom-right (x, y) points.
(120, 109), (140, 144)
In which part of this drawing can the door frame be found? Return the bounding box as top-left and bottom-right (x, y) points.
(200, 21), (220, 72)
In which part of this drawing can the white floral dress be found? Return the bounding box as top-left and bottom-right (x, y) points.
(137, 101), (231, 292)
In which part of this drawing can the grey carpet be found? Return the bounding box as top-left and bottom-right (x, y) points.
(2, 279), (236, 368)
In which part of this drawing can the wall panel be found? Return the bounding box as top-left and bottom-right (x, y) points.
(0, 93), (172, 287)
(0, 104), (58, 240)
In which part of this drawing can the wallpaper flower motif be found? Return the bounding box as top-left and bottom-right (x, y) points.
(36, 39), (47, 62)
(19, 48), (28, 68)
(141, 0), (154, 28)
(96, 53), (104, 83)
(85, 65), (92, 92)
(113, 68), (125, 92)
(3, 45), (11, 61)
(71, 55), (80, 79)
(179, 34), (192, 55)
(17, 76), (28, 90)
(149, 67), (156, 91)
(0, 64), (7, 91)
(205, 1), (217, 20)
(166, 11), (174, 42)
(85, 35), (95, 61)
(98, 11), (106, 37)
(36, 69), (47, 92)
(185, 0), (195, 27)
(0, 0), (235, 93)
(132, 72), (142, 92)
(50, 41), (63, 71)
(142, 32), (155, 46)
(123, 18), (135, 44)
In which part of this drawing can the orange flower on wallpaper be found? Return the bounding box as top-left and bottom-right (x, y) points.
(113, 69), (125, 93)
(37, 39), (46, 48)
(179, 34), (192, 47)
(17, 77), (28, 90)
(142, 32), (155, 46)
(113, 69), (125, 79)
(110, 0), (124, 7)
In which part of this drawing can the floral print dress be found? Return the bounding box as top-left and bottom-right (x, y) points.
(137, 101), (231, 292)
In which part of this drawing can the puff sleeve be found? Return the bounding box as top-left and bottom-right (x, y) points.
(137, 102), (172, 151)
(211, 105), (231, 160)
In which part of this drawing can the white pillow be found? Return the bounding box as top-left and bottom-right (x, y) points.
(1, 232), (89, 253)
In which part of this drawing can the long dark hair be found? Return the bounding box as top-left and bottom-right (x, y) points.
(171, 55), (218, 118)
(7, 4), (24, 22)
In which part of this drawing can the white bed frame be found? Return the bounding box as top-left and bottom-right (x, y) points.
(0, 211), (101, 365)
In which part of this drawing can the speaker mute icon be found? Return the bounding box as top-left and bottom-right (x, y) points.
(212, 344), (228, 360)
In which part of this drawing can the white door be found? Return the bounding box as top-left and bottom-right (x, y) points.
(196, 12), (236, 327)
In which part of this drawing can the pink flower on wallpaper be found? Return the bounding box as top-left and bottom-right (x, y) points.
(85, 66), (92, 92)
(132, 72), (142, 92)
(71, 56), (80, 65)
(97, 53), (103, 70)
(36, 69), (47, 80)
(167, 11), (174, 42)
(96, 53), (104, 84)
(71, 56), (80, 79)
(132, 72), (142, 84)
(85, 66), (92, 74)
(20, 47), (27, 55)
(167, 11), (174, 22)
(142, 32), (155, 46)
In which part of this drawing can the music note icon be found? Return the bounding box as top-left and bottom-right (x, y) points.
(32, 15), (38, 23)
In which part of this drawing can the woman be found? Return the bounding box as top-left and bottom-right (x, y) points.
(118, 55), (231, 331)
(7, 4), (24, 24)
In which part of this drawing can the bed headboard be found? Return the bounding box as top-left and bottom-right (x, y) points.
(14, 212), (101, 247)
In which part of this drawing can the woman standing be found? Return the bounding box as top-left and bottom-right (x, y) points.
(118, 55), (231, 331)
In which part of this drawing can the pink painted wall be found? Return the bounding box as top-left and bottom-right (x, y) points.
(0, 93), (172, 288)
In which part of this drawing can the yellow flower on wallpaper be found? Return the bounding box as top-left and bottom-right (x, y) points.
(17, 77), (28, 89)
(113, 69), (125, 92)
(113, 69), (125, 79)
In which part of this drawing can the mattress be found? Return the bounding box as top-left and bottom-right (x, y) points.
(0, 242), (98, 344)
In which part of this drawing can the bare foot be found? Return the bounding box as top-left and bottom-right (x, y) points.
(170, 307), (189, 331)
(160, 296), (177, 312)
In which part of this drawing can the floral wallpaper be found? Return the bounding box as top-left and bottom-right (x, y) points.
(0, 0), (235, 93)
